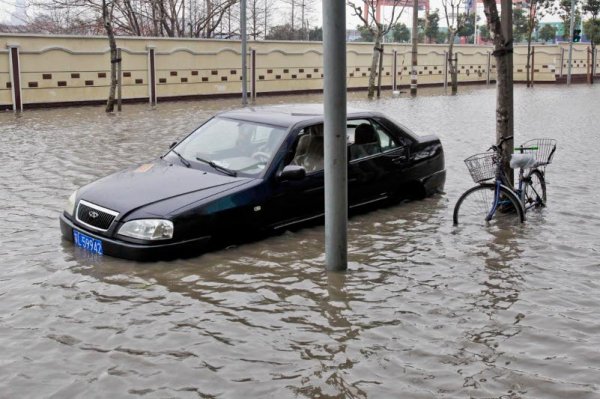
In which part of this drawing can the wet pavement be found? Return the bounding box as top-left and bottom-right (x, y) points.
(1, 85), (599, 398)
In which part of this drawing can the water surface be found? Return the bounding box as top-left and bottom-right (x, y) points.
(1, 85), (599, 398)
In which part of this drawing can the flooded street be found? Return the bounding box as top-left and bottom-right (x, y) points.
(1, 85), (599, 398)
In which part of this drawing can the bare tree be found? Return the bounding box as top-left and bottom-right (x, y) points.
(348, 0), (407, 98)
(441, 0), (463, 94)
(483, 0), (514, 183)
(30, 0), (238, 38)
(298, 0), (317, 40)
(248, 0), (270, 39)
(276, 0), (313, 37)
(103, 0), (118, 112)
(525, 0), (551, 87)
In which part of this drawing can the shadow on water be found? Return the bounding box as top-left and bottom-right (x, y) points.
(458, 226), (526, 397)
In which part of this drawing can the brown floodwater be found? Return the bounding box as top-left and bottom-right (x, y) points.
(1, 85), (599, 398)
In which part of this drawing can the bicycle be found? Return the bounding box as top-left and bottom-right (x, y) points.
(453, 136), (557, 226)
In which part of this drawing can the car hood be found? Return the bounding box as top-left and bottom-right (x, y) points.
(78, 159), (252, 217)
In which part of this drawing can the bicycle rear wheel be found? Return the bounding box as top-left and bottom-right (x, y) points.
(453, 183), (525, 226)
(523, 169), (546, 209)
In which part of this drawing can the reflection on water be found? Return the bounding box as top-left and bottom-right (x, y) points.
(1, 85), (599, 398)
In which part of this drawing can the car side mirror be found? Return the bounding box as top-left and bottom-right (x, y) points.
(169, 141), (178, 149)
(278, 165), (306, 181)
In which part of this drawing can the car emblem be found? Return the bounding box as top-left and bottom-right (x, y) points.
(89, 211), (100, 219)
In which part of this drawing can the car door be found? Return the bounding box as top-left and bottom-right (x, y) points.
(262, 126), (326, 230)
(348, 119), (409, 207)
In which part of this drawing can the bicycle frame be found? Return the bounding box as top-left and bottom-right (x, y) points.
(485, 138), (537, 220)
(486, 179), (503, 221)
(486, 166), (521, 221)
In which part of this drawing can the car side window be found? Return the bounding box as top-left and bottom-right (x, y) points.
(373, 122), (399, 152)
(289, 125), (324, 173)
(348, 119), (403, 161)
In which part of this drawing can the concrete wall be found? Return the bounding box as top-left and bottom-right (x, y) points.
(0, 33), (596, 109)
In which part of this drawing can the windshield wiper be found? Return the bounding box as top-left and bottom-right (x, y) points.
(196, 157), (237, 177)
(170, 149), (191, 168)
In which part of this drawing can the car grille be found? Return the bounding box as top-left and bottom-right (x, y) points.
(76, 201), (118, 231)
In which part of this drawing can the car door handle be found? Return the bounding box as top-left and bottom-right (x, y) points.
(391, 156), (407, 164)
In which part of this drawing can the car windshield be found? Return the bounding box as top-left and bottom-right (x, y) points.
(174, 117), (287, 176)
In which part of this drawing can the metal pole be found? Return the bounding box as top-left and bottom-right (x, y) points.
(241, 0), (248, 105)
(411, 0), (418, 95)
(567, 0), (575, 85)
(560, 47), (564, 78)
(147, 46), (156, 106)
(444, 50), (448, 91)
(323, 0), (347, 272)
(486, 51), (491, 85)
(531, 46), (535, 87)
(392, 49), (397, 91)
(117, 47), (122, 112)
(7, 44), (23, 112)
(251, 48), (257, 100)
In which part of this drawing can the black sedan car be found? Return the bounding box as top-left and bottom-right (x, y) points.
(60, 104), (445, 260)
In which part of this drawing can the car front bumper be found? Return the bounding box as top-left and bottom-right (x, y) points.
(60, 214), (211, 261)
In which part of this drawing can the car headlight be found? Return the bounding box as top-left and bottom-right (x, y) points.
(64, 190), (78, 216)
(118, 219), (174, 240)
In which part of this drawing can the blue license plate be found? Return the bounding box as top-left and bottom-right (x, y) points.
(73, 230), (103, 255)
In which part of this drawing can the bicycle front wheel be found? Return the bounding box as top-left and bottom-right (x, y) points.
(453, 183), (525, 226)
(523, 169), (546, 209)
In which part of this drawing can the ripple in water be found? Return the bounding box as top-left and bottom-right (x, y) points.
(0, 86), (599, 398)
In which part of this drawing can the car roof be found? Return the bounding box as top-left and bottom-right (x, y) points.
(216, 104), (378, 127)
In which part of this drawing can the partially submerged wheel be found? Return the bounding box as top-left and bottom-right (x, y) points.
(523, 169), (546, 209)
(453, 183), (525, 226)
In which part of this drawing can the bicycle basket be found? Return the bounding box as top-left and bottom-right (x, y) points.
(518, 138), (557, 167)
(464, 152), (496, 183)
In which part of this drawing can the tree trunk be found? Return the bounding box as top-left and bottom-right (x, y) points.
(525, 1), (536, 87)
(151, 0), (159, 36)
(206, 0), (212, 37)
(252, 0), (257, 39)
(448, 29), (458, 94)
(291, 0), (295, 31)
(103, 0), (117, 113)
(368, 31), (382, 99)
(377, 44), (384, 98)
(483, 0), (514, 186)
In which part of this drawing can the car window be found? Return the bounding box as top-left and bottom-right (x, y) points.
(286, 120), (404, 168)
(373, 122), (399, 152)
(348, 119), (401, 161)
(251, 126), (273, 145)
(289, 124), (324, 173)
(175, 117), (287, 176)
(346, 119), (370, 144)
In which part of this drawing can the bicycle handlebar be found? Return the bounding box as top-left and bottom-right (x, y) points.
(487, 136), (514, 152)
